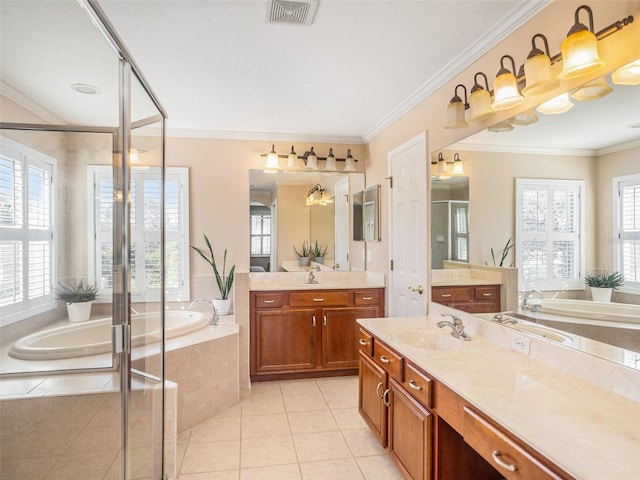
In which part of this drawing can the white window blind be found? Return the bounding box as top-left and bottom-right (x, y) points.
(452, 202), (469, 262)
(614, 174), (640, 289)
(0, 138), (55, 324)
(516, 179), (584, 291)
(87, 166), (190, 302)
(250, 214), (271, 255)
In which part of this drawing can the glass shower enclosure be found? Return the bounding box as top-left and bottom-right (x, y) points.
(0, 1), (169, 478)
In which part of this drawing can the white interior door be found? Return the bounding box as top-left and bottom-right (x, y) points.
(334, 178), (350, 271)
(388, 132), (428, 316)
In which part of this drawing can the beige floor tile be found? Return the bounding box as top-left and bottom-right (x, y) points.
(11, 428), (83, 459)
(241, 395), (285, 416)
(355, 454), (406, 479)
(240, 463), (302, 480)
(241, 413), (290, 438)
(178, 471), (239, 479)
(0, 456), (59, 480)
(330, 408), (368, 430)
(287, 410), (338, 434)
(282, 392), (328, 413)
(298, 458), (364, 480)
(342, 428), (386, 457)
(178, 429), (192, 445)
(240, 435), (297, 469)
(292, 431), (351, 463)
(242, 382), (282, 399)
(279, 379), (321, 396)
(214, 405), (242, 419)
(318, 382), (359, 410)
(180, 440), (241, 474)
(190, 416), (241, 443)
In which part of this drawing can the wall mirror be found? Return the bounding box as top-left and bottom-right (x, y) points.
(363, 184), (381, 242)
(431, 67), (640, 369)
(431, 176), (469, 269)
(249, 169), (365, 272)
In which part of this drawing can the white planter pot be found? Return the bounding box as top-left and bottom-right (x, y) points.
(298, 257), (310, 266)
(590, 287), (612, 302)
(67, 301), (93, 322)
(212, 298), (232, 316)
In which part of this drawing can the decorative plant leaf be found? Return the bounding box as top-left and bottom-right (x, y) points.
(584, 270), (624, 289)
(55, 278), (99, 303)
(191, 233), (235, 299)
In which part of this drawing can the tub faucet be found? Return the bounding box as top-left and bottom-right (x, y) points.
(491, 313), (518, 325)
(436, 313), (471, 341)
(305, 265), (320, 284)
(522, 289), (544, 312)
(188, 299), (219, 325)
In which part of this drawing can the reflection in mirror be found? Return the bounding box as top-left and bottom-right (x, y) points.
(249, 170), (365, 272)
(433, 69), (640, 370)
(363, 185), (381, 242)
(353, 191), (364, 241)
(431, 177), (469, 269)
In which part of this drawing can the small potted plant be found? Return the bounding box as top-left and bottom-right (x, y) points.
(55, 278), (99, 322)
(584, 270), (624, 302)
(312, 241), (329, 264)
(294, 241), (311, 266)
(191, 233), (235, 315)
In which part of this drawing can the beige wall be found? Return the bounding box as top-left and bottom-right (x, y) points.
(277, 184), (311, 269)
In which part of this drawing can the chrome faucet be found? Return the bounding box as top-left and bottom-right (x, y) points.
(305, 264), (320, 284)
(491, 313), (518, 325)
(522, 289), (544, 312)
(436, 313), (471, 341)
(188, 299), (219, 325)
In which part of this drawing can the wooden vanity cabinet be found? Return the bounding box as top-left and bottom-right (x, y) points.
(250, 288), (384, 381)
(431, 284), (500, 313)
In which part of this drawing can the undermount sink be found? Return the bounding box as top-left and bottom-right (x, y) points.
(510, 323), (574, 345)
(391, 327), (462, 351)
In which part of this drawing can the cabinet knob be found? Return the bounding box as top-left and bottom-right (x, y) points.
(313, 298), (324, 302)
(379, 355), (391, 364)
(491, 450), (518, 472)
(359, 339), (369, 346)
(376, 382), (384, 399)
(312, 315), (316, 327)
(323, 315), (327, 327)
(383, 388), (390, 407)
(362, 296), (373, 300)
(262, 299), (275, 304)
(408, 379), (422, 391)
(440, 293), (451, 298)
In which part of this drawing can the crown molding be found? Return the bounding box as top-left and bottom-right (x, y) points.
(0, 81), (67, 125)
(361, 0), (551, 144)
(597, 138), (640, 156)
(451, 142), (596, 157)
(165, 127), (364, 145)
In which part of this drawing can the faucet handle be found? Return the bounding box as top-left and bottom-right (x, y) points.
(441, 313), (462, 325)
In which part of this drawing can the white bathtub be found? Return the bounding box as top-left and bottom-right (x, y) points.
(9, 311), (209, 360)
(536, 299), (640, 324)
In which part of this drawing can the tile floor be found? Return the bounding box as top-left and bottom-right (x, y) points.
(175, 376), (405, 479)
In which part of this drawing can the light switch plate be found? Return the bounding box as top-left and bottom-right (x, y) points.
(511, 334), (531, 355)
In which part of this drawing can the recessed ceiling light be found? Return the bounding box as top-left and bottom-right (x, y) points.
(71, 83), (101, 95)
(628, 121), (640, 129)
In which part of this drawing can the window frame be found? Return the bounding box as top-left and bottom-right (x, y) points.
(613, 173), (640, 293)
(250, 212), (271, 257)
(515, 178), (585, 292)
(0, 136), (57, 326)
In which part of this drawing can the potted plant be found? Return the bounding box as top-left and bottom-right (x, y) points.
(191, 233), (236, 315)
(55, 278), (99, 322)
(584, 270), (624, 302)
(294, 241), (311, 266)
(312, 241), (329, 264)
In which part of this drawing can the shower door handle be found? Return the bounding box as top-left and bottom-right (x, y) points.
(112, 324), (130, 354)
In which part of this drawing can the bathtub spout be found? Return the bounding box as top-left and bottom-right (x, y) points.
(188, 299), (219, 326)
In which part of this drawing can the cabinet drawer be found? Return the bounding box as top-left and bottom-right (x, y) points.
(290, 291), (349, 307)
(463, 406), (565, 480)
(354, 290), (380, 306)
(358, 329), (373, 356)
(432, 287), (471, 302)
(474, 286), (499, 301)
(402, 362), (432, 409)
(254, 293), (284, 308)
(373, 341), (403, 380)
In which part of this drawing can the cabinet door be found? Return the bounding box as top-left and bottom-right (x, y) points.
(254, 308), (316, 373)
(389, 379), (432, 480)
(323, 306), (379, 369)
(358, 351), (388, 447)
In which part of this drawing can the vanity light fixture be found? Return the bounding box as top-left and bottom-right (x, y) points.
(491, 55), (524, 111)
(487, 118), (514, 132)
(452, 153), (464, 175)
(324, 148), (337, 171)
(510, 108), (538, 126)
(558, 5), (605, 80)
(286, 146), (298, 168)
(468, 72), (494, 122)
(306, 184), (333, 206)
(343, 149), (356, 172)
(444, 84), (469, 129)
(611, 59), (640, 85)
(306, 147), (318, 170)
(570, 77), (612, 101)
(536, 92), (574, 115)
(262, 145), (359, 171)
(264, 144), (280, 173)
(435, 153), (448, 175)
(521, 34), (559, 97)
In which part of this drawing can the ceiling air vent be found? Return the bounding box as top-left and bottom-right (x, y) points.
(266, 0), (318, 26)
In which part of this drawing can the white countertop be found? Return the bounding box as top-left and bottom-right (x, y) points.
(357, 315), (640, 480)
(431, 279), (500, 286)
(249, 271), (385, 291)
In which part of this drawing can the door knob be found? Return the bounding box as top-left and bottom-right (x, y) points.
(407, 285), (424, 294)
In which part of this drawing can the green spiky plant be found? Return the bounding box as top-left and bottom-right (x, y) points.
(312, 241), (329, 258)
(585, 270), (624, 289)
(191, 233), (235, 300)
(293, 241), (311, 258)
(54, 278), (99, 303)
(490, 238), (515, 267)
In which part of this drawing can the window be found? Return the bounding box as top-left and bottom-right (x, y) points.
(250, 211), (271, 255)
(614, 174), (640, 290)
(515, 179), (584, 291)
(452, 202), (469, 262)
(88, 166), (190, 302)
(0, 137), (56, 324)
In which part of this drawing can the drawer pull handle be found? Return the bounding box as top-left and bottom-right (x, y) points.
(383, 388), (390, 407)
(482, 293), (492, 297)
(408, 380), (422, 391)
(440, 293), (452, 298)
(491, 451), (517, 472)
(323, 315), (327, 327)
(379, 355), (391, 364)
(376, 382), (384, 399)
(262, 299), (276, 304)
(312, 316), (316, 327)
(359, 339), (369, 346)
(362, 296), (373, 300)
(313, 298), (325, 302)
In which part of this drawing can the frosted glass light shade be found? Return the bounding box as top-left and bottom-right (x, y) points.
(343, 149), (356, 172)
(511, 109), (538, 126)
(324, 148), (337, 171)
(492, 72), (523, 110)
(522, 54), (559, 97)
(487, 119), (513, 132)
(612, 59), (640, 85)
(468, 88), (493, 122)
(306, 148), (318, 170)
(444, 100), (467, 129)
(287, 146), (298, 168)
(571, 78), (612, 101)
(537, 93), (574, 115)
(558, 29), (604, 80)
(452, 154), (464, 174)
(264, 144), (279, 173)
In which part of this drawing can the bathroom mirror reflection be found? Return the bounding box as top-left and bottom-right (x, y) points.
(431, 176), (469, 269)
(431, 70), (640, 367)
(363, 184), (381, 242)
(249, 169), (365, 272)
